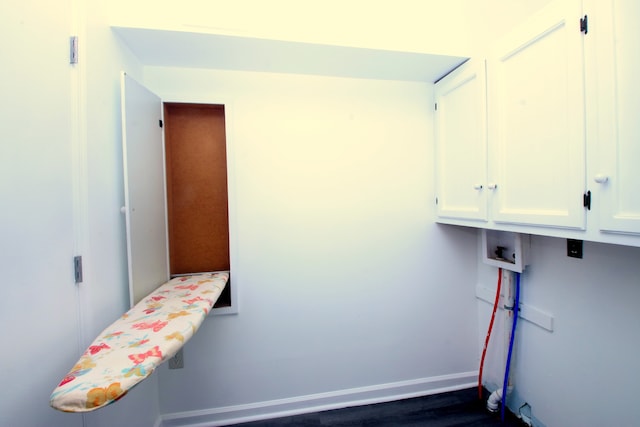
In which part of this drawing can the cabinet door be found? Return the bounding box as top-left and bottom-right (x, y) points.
(121, 72), (169, 306)
(435, 59), (488, 222)
(594, 0), (640, 234)
(488, 0), (587, 229)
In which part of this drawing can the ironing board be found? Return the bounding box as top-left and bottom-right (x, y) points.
(50, 271), (228, 412)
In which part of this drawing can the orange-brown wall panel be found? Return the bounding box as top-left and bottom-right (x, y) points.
(164, 103), (230, 275)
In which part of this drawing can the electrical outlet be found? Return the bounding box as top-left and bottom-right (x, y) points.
(518, 402), (533, 426)
(567, 239), (583, 259)
(169, 349), (184, 369)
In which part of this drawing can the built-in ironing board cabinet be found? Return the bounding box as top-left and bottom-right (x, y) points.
(50, 77), (234, 412)
(121, 72), (235, 313)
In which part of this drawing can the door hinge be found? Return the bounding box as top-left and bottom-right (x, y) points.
(435, 103), (438, 111)
(74, 255), (83, 283)
(580, 15), (588, 34)
(435, 197), (439, 205)
(159, 119), (163, 128)
(70, 36), (78, 64)
(583, 190), (591, 210)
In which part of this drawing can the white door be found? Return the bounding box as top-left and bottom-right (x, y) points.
(488, 0), (587, 229)
(594, 0), (640, 234)
(0, 1), (83, 426)
(434, 59), (488, 222)
(121, 72), (169, 306)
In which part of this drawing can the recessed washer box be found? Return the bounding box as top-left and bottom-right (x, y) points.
(481, 230), (529, 273)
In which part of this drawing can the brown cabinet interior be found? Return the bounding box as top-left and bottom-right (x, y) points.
(163, 103), (231, 308)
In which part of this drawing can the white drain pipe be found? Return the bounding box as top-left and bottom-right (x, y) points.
(486, 384), (513, 412)
(486, 387), (502, 412)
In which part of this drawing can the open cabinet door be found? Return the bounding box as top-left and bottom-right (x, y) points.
(120, 72), (169, 306)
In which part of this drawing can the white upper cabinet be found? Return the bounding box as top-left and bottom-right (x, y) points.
(435, 59), (488, 222)
(487, 0), (587, 230)
(435, 0), (640, 247)
(593, 0), (640, 235)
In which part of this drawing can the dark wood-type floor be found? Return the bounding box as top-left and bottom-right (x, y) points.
(233, 388), (528, 427)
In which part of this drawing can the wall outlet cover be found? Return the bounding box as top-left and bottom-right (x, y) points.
(169, 349), (184, 369)
(567, 239), (583, 259)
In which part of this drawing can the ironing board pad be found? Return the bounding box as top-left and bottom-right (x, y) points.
(50, 271), (228, 412)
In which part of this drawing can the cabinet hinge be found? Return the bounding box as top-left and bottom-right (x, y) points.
(74, 255), (83, 283)
(159, 119), (163, 128)
(70, 36), (78, 64)
(580, 15), (588, 34)
(583, 190), (591, 210)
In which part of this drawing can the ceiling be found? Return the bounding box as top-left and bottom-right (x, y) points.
(113, 27), (467, 83)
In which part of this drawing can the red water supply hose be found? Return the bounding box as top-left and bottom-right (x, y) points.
(478, 267), (502, 400)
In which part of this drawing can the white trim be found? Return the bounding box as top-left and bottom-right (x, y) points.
(160, 372), (476, 427)
(70, 0), (93, 353)
(160, 105), (171, 286)
(476, 284), (554, 332)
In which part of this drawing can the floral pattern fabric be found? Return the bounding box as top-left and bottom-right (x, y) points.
(50, 272), (229, 412)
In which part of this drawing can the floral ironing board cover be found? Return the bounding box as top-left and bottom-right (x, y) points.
(50, 272), (228, 412)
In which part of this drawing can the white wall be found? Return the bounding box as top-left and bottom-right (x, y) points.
(105, 0), (555, 59)
(106, 0), (472, 57)
(477, 236), (640, 427)
(143, 68), (480, 421)
(0, 1), (160, 426)
(81, 0), (162, 425)
(79, 0), (141, 337)
(0, 1), (83, 426)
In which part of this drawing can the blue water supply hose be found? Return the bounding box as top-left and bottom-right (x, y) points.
(501, 271), (520, 422)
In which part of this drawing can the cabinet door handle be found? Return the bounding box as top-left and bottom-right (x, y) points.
(487, 183), (498, 190)
(594, 174), (609, 184)
(473, 184), (483, 190)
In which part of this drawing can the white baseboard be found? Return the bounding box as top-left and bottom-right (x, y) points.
(160, 371), (477, 427)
